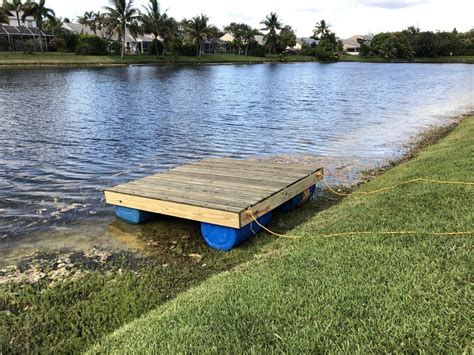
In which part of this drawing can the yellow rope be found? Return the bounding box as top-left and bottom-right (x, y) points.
(319, 173), (474, 197)
(246, 174), (474, 240)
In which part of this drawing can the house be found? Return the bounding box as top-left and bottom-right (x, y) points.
(5, 10), (36, 28)
(342, 35), (372, 55)
(63, 22), (155, 54)
(0, 10), (53, 51)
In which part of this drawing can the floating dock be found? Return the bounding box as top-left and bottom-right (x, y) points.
(104, 158), (323, 250)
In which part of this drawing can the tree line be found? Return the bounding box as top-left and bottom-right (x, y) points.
(361, 27), (474, 59)
(2, 0), (472, 60)
(0, 0), (340, 59)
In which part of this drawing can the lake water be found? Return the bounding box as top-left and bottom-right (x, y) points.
(0, 62), (473, 258)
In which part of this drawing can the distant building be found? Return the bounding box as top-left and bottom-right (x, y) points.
(0, 10), (53, 52)
(5, 10), (36, 28)
(342, 35), (372, 55)
(63, 23), (155, 54)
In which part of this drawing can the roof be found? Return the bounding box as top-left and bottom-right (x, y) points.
(342, 35), (372, 48)
(220, 33), (234, 43)
(63, 22), (156, 43)
(0, 25), (52, 36)
(63, 23), (96, 36)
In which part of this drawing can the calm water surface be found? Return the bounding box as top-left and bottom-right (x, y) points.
(0, 62), (473, 256)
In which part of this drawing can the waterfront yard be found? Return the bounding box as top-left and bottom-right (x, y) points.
(1, 116), (472, 353)
(91, 116), (474, 353)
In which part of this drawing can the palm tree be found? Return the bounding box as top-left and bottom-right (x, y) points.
(0, 8), (9, 25)
(104, 0), (138, 58)
(94, 11), (107, 37)
(260, 12), (282, 55)
(184, 14), (214, 58)
(22, 0), (55, 52)
(140, 0), (167, 56)
(313, 20), (330, 39)
(77, 11), (94, 30)
(241, 25), (260, 56)
(159, 15), (177, 56)
(44, 16), (65, 37)
(2, 0), (23, 28)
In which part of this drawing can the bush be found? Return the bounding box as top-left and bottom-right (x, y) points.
(177, 43), (197, 56)
(50, 38), (67, 52)
(0, 36), (9, 51)
(149, 39), (164, 56)
(75, 35), (108, 55)
(62, 33), (80, 52)
(108, 41), (122, 55)
(248, 45), (266, 57)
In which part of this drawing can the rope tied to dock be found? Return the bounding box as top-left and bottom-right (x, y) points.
(246, 173), (474, 240)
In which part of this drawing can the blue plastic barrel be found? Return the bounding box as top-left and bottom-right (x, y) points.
(278, 185), (316, 213)
(115, 206), (156, 224)
(201, 212), (273, 251)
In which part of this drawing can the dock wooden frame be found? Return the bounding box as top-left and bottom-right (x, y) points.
(105, 158), (323, 229)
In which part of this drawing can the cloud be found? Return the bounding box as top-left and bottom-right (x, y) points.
(296, 7), (322, 13)
(358, 0), (429, 9)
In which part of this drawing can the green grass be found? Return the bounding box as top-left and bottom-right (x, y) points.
(1, 52), (471, 66)
(0, 52), (318, 66)
(90, 117), (474, 353)
(340, 54), (474, 64)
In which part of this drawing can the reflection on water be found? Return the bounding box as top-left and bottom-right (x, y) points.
(0, 62), (473, 258)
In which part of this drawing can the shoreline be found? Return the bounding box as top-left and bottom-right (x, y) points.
(0, 53), (473, 68)
(1, 111), (469, 275)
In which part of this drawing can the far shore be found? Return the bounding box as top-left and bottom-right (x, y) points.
(0, 52), (473, 67)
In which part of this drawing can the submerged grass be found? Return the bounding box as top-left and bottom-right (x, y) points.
(90, 117), (474, 353)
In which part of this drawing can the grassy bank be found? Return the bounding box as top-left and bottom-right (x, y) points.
(90, 116), (473, 353)
(0, 52), (317, 67)
(1, 52), (472, 67)
(340, 54), (474, 64)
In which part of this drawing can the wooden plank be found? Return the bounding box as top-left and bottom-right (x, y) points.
(172, 165), (300, 184)
(107, 186), (246, 212)
(142, 173), (280, 194)
(123, 178), (270, 202)
(113, 180), (263, 207)
(190, 160), (314, 178)
(239, 169), (324, 227)
(105, 191), (241, 228)
(151, 170), (288, 190)
(204, 158), (317, 173)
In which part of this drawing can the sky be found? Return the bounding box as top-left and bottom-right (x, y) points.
(48, 0), (473, 38)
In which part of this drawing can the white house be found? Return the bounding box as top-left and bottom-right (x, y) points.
(342, 35), (372, 55)
(63, 22), (155, 54)
(5, 11), (37, 28)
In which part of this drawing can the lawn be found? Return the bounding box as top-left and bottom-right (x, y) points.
(1, 52), (472, 66)
(90, 117), (473, 353)
(0, 52), (317, 66)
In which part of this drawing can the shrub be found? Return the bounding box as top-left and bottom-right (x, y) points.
(50, 38), (67, 52)
(75, 35), (108, 55)
(177, 43), (197, 56)
(62, 33), (80, 52)
(149, 39), (164, 56)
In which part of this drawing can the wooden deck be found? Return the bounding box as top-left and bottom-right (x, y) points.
(104, 158), (323, 229)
